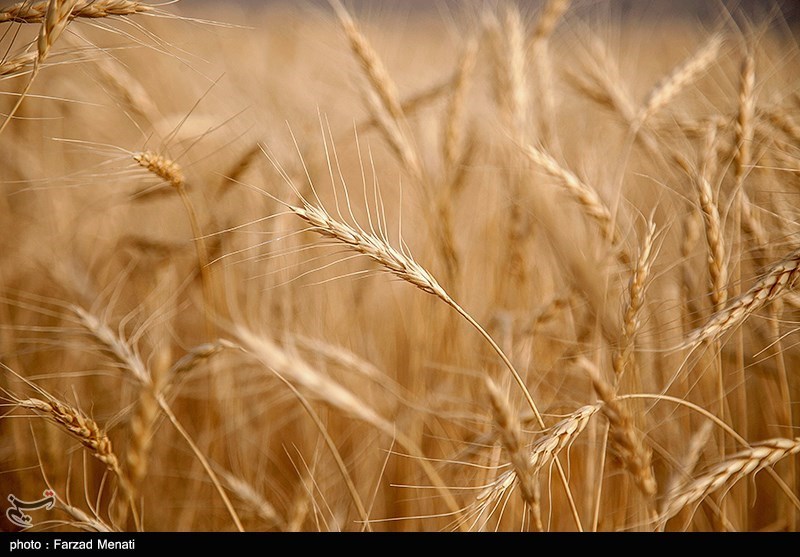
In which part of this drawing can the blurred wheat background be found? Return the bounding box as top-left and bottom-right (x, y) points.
(1, 0), (799, 532)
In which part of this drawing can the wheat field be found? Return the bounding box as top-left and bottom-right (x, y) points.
(0, 0), (799, 533)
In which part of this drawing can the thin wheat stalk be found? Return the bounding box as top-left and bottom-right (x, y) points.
(133, 151), (216, 338)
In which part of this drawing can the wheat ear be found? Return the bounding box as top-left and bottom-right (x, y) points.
(635, 34), (723, 127)
(685, 246), (800, 347)
(279, 182), (583, 529)
(614, 220), (656, 379)
(581, 358), (658, 499)
(486, 379), (543, 531)
(660, 437), (800, 527)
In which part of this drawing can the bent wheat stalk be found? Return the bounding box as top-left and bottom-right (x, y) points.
(282, 193), (584, 530)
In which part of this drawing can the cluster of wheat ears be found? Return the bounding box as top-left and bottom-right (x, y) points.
(0, 0), (799, 532)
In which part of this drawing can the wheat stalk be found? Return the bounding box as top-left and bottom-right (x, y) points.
(133, 151), (216, 338)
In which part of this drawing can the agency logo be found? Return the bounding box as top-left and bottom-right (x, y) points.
(5, 490), (56, 529)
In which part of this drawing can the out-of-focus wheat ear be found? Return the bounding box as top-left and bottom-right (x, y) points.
(72, 305), (150, 385)
(117, 345), (170, 528)
(764, 106), (800, 145)
(483, 8), (526, 140)
(734, 48), (755, 191)
(504, 3), (529, 142)
(680, 212), (702, 333)
(613, 220), (657, 379)
(442, 37), (478, 178)
(217, 143), (261, 196)
(523, 144), (629, 265)
(566, 36), (637, 126)
(234, 325), (467, 528)
(530, 0), (571, 47)
(362, 86), (424, 184)
(662, 421), (714, 502)
(521, 290), (574, 335)
(659, 437), (800, 529)
(580, 358), (658, 500)
(216, 469), (285, 530)
(58, 499), (116, 532)
(696, 125), (727, 313)
(635, 34), (723, 127)
(355, 74), (452, 136)
(685, 246), (800, 347)
(330, 0), (404, 122)
(486, 378), (543, 531)
(89, 53), (163, 132)
(0, 52), (37, 77)
(529, 0), (571, 146)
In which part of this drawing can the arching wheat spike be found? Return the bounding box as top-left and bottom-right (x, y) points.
(17, 396), (123, 476)
(660, 437), (800, 526)
(686, 246), (800, 347)
(290, 201), (448, 299)
(133, 151), (185, 190)
(0, 0), (151, 23)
